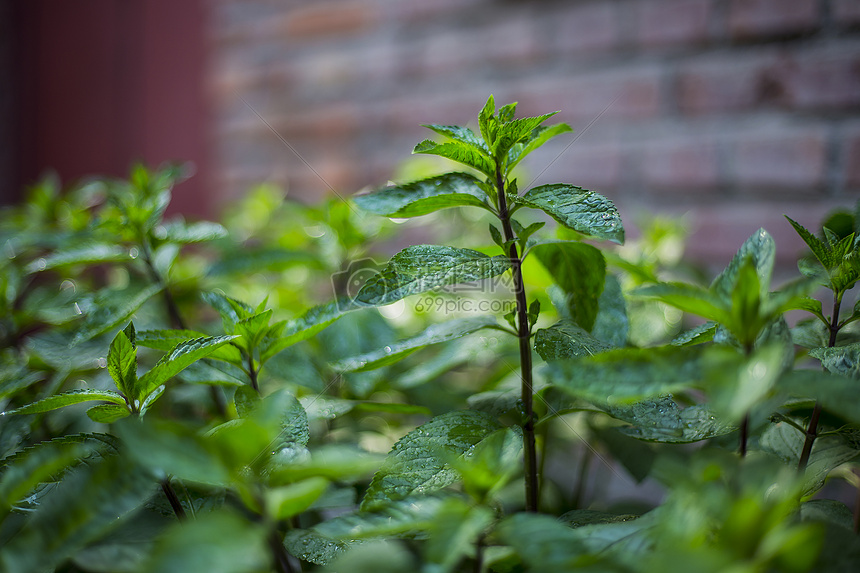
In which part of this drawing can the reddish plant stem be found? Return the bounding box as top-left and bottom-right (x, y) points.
(496, 166), (538, 512)
(798, 296), (841, 471)
(160, 477), (187, 521)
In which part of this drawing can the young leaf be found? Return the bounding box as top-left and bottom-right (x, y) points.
(493, 112), (558, 160)
(422, 124), (489, 151)
(534, 320), (614, 361)
(413, 140), (495, 177)
(478, 94), (496, 148)
(152, 220), (228, 243)
(86, 403), (131, 423)
(517, 184), (624, 244)
(136, 329), (243, 364)
(354, 172), (492, 218)
(331, 316), (498, 372)
(508, 123), (573, 170)
(265, 477), (329, 520)
(527, 298), (541, 330)
(809, 343), (860, 379)
(423, 498), (494, 573)
(107, 326), (137, 398)
(361, 410), (502, 508)
(710, 228), (774, 303)
(201, 292), (253, 333)
(260, 299), (358, 363)
(284, 529), (349, 566)
(634, 282), (732, 325)
(489, 223), (505, 249)
(235, 309), (273, 351)
(785, 216), (833, 269)
(532, 242), (606, 332)
(135, 335), (240, 402)
(671, 321), (718, 347)
(6, 389), (127, 415)
(355, 245), (511, 306)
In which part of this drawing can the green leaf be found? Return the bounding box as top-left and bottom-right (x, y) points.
(86, 403), (131, 423)
(135, 335), (240, 402)
(546, 346), (702, 405)
(495, 513), (590, 570)
(72, 283), (163, 345)
(355, 172), (491, 218)
(6, 389), (127, 415)
(152, 220), (227, 243)
(478, 95), (496, 148)
(284, 529), (349, 565)
(26, 242), (134, 273)
(710, 228), (774, 303)
(603, 396), (735, 444)
(534, 320), (614, 361)
(235, 309), (273, 351)
(268, 444), (383, 484)
(320, 495), (449, 539)
(760, 420), (860, 496)
(413, 140), (495, 177)
(201, 291), (253, 333)
(355, 245), (511, 306)
(703, 343), (787, 422)
(136, 329), (243, 364)
(0, 455), (156, 573)
(142, 510), (269, 573)
(785, 216), (833, 269)
(422, 124), (489, 151)
(780, 369), (860, 425)
(361, 410), (502, 508)
(107, 327), (137, 398)
(809, 343), (860, 379)
(423, 498), (494, 573)
(0, 433), (118, 509)
(671, 321), (718, 346)
(493, 112), (557, 160)
(508, 123), (573, 170)
(451, 426), (523, 502)
(532, 242), (606, 331)
(591, 274), (629, 347)
(332, 316), (497, 372)
(518, 184), (624, 244)
(265, 477), (329, 520)
(634, 282), (731, 325)
(261, 299), (356, 363)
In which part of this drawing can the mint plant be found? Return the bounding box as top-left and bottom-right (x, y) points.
(2, 106), (860, 572)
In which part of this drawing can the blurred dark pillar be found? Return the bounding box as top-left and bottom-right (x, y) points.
(4, 0), (210, 216)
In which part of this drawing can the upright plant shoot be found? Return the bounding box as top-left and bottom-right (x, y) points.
(352, 96), (624, 510)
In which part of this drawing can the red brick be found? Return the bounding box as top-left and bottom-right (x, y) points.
(636, 0), (712, 48)
(556, 3), (618, 54)
(771, 50), (860, 110)
(272, 102), (361, 141)
(843, 125), (860, 188)
(641, 139), (719, 190)
(284, 1), (379, 39)
(833, 0), (860, 26)
(729, 129), (826, 189)
(677, 55), (773, 114)
(529, 142), (623, 191)
(728, 0), (819, 40)
(521, 71), (662, 124)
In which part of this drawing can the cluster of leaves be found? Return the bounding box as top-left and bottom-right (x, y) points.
(2, 97), (860, 573)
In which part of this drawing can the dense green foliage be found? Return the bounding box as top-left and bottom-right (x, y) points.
(2, 97), (860, 572)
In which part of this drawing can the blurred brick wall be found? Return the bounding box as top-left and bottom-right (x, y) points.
(208, 0), (860, 264)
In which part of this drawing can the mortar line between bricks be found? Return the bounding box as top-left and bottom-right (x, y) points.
(235, 91), (359, 214)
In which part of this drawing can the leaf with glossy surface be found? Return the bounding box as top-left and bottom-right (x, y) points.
(355, 245), (511, 306)
(354, 173), (491, 218)
(592, 274), (628, 347)
(136, 329), (243, 364)
(86, 403), (131, 423)
(135, 335), (240, 402)
(424, 498), (494, 573)
(332, 316), (497, 372)
(493, 112), (557, 159)
(603, 396), (735, 443)
(262, 299), (357, 362)
(534, 320), (614, 361)
(413, 140), (495, 177)
(361, 410), (502, 508)
(284, 529), (350, 565)
(710, 228), (774, 302)
(152, 220), (227, 243)
(6, 389), (127, 415)
(320, 495), (448, 539)
(518, 184), (624, 244)
(265, 477), (329, 520)
(508, 123), (573, 169)
(107, 327), (137, 398)
(809, 343), (860, 379)
(532, 242), (606, 331)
